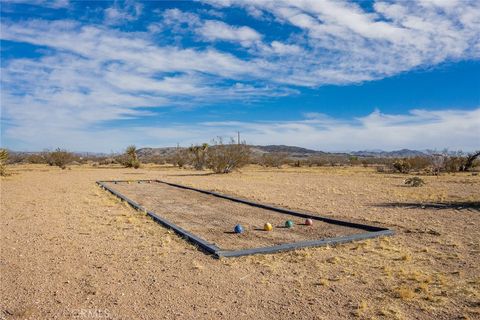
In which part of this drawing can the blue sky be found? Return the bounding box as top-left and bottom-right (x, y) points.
(1, 0), (479, 152)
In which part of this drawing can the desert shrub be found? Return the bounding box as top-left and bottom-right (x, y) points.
(462, 150), (480, 171)
(206, 138), (250, 174)
(349, 156), (360, 165)
(5, 152), (27, 164)
(406, 156), (431, 171)
(392, 159), (411, 173)
(283, 158), (308, 167)
(188, 143), (209, 170)
(306, 156), (328, 167)
(293, 160), (302, 167)
(443, 151), (480, 172)
(444, 156), (465, 172)
(142, 155), (168, 165)
(48, 148), (75, 169)
(430, 153), (447, 175)
(404, 176), (425, 187)
(99, 157), (117, 165)
(123, 145), (140, 169)
(261, 152), (288, 168)
(25, 153), (47, 164)
(170, 148), (190, 168)
(0, 149), (9, 176)
(41, 151), (54, 166)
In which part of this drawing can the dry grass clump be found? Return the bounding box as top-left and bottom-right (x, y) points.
(316, 278), (329, 286)
(395, 286), (415, 300)
(404, 176), (425, 187)
(192, 260), (204, 270)
(400, 253), (412, 261)
(355, 300), (368, 317)
(326, 256), (340, 264)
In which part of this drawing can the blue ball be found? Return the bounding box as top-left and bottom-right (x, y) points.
(234, 224), (244, 234)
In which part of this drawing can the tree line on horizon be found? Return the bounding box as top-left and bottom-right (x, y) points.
(1, 142), (479, 176)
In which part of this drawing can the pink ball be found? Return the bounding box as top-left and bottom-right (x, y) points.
(305, 218), (313, 226)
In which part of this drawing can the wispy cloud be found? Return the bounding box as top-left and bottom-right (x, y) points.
(196, 20), (262, 46)
(203, 0), (480, 85)
(159, 9), (262, 46)
(104, 0), (143, 25)
(1, 0), (69, 9)
(0, 18), (286, 136)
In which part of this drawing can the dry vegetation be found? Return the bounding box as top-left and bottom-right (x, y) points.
(0, 163), (479, 319)
(0, 149), (8, 176)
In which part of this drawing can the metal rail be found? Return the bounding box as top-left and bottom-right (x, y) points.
(96, 180), (394, 258)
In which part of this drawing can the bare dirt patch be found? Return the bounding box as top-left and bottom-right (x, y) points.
(1, 164), (479, 319)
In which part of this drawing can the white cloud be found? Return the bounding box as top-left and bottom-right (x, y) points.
(202, 0), (480, 85)
(158, 8), (202, 31)
(104, 0), (143, 25)
(263, 41), (302, 55)
(1, 0), (69, 9)
(157, 9), (262, 47)
(196, 20), (262, 46)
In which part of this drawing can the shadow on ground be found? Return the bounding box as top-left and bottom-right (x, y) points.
(375, 201), (480, 211)
(166, 173), (217, 177)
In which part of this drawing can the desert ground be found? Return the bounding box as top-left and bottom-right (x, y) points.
(1, 164), (479, 319)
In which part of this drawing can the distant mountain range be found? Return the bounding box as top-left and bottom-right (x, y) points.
(136, 145), (428, 159)
(8, 146), (453, 159)
(350, 149), (427, 158)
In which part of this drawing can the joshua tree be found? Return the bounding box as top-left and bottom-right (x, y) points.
(188, 143), (209, 170)
(124, 145), (140, 169)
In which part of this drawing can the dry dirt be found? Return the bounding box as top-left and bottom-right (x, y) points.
(105, 181), (366, 251)
(1, 164), (479, 320)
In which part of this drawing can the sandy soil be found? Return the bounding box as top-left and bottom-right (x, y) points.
(1, 164), (479, 319)
(105, 181), (366, 251)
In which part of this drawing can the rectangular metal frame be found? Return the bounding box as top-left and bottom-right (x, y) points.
(96, 179), (394, 258)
